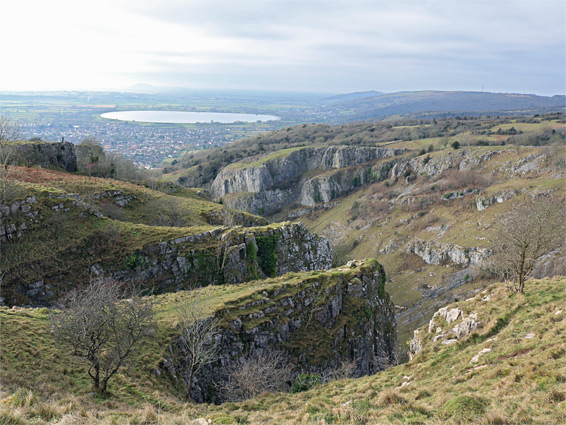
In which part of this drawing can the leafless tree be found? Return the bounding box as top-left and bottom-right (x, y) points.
(50, 278), (154, 395)
(0, 116), (21, 168)
(321, 359), (357, 383)
(489, 194), (564, 293)
(0, 167), (21, 205)
(149, 197), (189, 227)
(176, 299), (221, 401)
(222, 351), (292, 401)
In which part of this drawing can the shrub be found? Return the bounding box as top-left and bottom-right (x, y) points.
(290, 373), (321, 393)
(256, 235), (278, 277)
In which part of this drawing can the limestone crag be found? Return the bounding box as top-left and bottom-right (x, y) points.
(475, 190), (519, 211)
(163, 259), (396, 403)
(211, 146), (404, 215)
(11, 222), (332, 305)
(390, 149), (502, 181)
(407, 239), (491, 266)
(13, 141), (77, 172)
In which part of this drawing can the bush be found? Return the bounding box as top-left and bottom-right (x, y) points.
(290, 373), (321, 393)
(256, 235), (278, 277)
(451, 141), (461, 149)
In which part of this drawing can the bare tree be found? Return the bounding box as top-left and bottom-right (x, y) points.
(0, 115), (21, 168)
(50, 278), (154, 395)
(222, 351), (292, 401)
(321, 359), (357, 383)
(149, 197), (189, 227)
(176, 299), (221, 401)
(489, 195), (564, 293)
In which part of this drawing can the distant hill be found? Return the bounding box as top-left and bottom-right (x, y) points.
(320, 90), (565, 121)
(322, 90), (384, 103)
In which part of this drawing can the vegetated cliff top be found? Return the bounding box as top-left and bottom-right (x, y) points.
(0, 166), (268, 303)
(1, 275), (563, 424)
(0, 259), (390, 422)
(192, 276), (563, 425)
(162, 112), (565, 188)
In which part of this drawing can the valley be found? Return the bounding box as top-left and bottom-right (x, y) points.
(0, 110), (564, 424)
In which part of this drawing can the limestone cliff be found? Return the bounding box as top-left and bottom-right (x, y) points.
(211, 146), (405, 215)
(163, 259), (396, 403)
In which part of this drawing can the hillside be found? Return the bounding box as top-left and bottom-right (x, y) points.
(1, 276), (563, 424)
(319, 90), (566, 122)
(0, 165), (335, 306)
(0, 115), (564, 424)
(162, 113), (565, 188)
(1, 259), (396, 423)
(173, 115), (566, 359)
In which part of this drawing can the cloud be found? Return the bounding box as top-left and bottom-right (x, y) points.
(1, 0), (564, 94)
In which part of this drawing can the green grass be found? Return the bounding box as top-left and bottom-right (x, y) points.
(3, 273), (563, 424)
(295, 144), (565, 358)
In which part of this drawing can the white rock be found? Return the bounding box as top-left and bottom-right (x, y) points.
(470, 348), (491, 364)
(524, 333), (535, 339)
(433, 334), (446, 342)
(446, 308), (462, 323)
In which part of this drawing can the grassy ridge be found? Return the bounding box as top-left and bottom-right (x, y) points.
(1, 276), (563, 424)
(1, 166), (267, 304)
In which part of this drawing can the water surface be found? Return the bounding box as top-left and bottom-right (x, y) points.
(101, 110), (280, 124)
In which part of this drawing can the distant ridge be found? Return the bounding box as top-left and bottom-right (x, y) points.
(322, 90), (384, 102)
(322, 90), (566, 121)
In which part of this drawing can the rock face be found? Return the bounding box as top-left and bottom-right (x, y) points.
(13, 142), (77, 172)
(164, 259), (396, 403)
(211, 146), (404, 215)
(407, 239), (491, 266)
(390, 149), (502, 181)
(6, 221), (332, 306)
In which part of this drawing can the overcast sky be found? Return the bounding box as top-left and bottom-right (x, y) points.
(2, 0), (564, 95)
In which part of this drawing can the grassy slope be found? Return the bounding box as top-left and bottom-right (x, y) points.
(1, 276), (563, 424)
(0, 260), (379, 424)
(296, 144), (565, 358)
(1, 167), (266, 304)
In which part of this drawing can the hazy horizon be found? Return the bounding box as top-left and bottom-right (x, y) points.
(2, 0), (565, 96)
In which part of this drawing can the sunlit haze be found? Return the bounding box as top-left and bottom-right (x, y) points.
(2, 0), (565, 95)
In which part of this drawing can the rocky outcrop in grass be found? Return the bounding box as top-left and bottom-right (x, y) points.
(407, 239), (491, 266)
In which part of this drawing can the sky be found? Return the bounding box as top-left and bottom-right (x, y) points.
(2, 0), (565, 95)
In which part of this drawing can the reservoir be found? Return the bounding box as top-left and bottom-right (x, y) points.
(100, 110), (280, 124)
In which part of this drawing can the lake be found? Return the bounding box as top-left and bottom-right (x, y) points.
(100, 110), (280, 124)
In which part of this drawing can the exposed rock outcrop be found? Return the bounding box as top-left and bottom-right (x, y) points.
(7, 221), (332, 306)
(390, 149), (502, 181)
(407, 239), (491, 266)
(409, 305), (481, 360)
(211, 146), (404, 215)
(475, 190), (519, 211)
(12, 141), (77, 172)
(164, 259), (396, 403)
